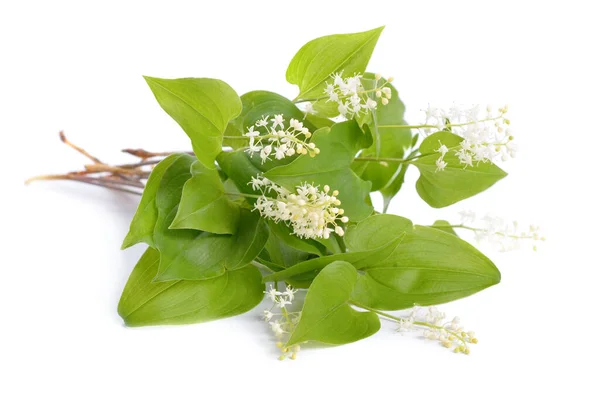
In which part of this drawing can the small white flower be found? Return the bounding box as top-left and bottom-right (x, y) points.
(250, 177), (265, 191)
(282, 285), (297, 301)
(338, 102), (349, 117)
(271, 114), (285, 129)
(243, 115), (317, 164)
(435, 143), (449, 156)
(256, 116), (269, 127)
(274, 144), (288, 160)
(251, 176), (349, 240)
(260, 145), (272, 163)
(423, 104), (514, 166)
(289, 118), (304, 131)
(365, 98), (377, 110)
(324, 72), (391, 118)
(304, 102), (316, 115)
(263, 310), (274, 322)
(264, 286), (280, 302)
(277, 299), (292, 308)
(243, 125), (260, 138)
(435, 157), (447, 172)
(457, 212), (544, 252)
(269, 321), (284, 337)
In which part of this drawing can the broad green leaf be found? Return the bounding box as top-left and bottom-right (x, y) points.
(223, 91), (331, 152)
(118, 248), (264, 327)
(344, 214), (413, 251)
(267, 221), (325, 256)
(144, 76), (242, 168)
(216, 150), (263, 196)
(353, 76), (413, 192)
(152, 158), (268, 281)
(286, 261), (380, 346)
(314, 233), (344, 255)
(263, 232), (405, 288)
(265, 121), (373, 221)
(171, 161), (240, 234)
(431, 220), (458, 236)
(258, 233), (312, 270)
(122, 154), (195, 249)
(411, 131), (507, 208)
(346, 215), (501, 310)
(380, 148), (418, 212)
(155, 209), (268, 282)
(287, 26), (385, 101)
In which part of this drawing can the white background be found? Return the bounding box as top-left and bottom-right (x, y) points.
(3, 0), (599, 402)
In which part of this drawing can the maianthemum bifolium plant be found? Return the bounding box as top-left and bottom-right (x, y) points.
(29, 26), (544, 359)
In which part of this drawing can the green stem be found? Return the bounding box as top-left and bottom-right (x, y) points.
(293, 79), (390, 104)
(354, 153), (425, 164)
(377, 115), (505, 130)
(349, 301), (468, 346)
(430, 224), (538, 240)
(225, 192), (260, 199)
(377, 124), (440, 129)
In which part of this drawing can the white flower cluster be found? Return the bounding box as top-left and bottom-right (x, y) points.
(424, 104), (517, 170)
(324, 72), (392, 119)
(397, 306), (477, 354)
(243, 115), (319, 164)
(250, 176), (349, 240)
(460, 210), (545, 252)
(263, 285), (301, 360)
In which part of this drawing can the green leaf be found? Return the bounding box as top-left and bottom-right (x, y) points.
(171, 161), (240, 234)
(118, 248), (264, 327)
(152, 158), (268, 281)
(122, 154), (196, 249)
(223, 91), (331, 151)
(267, 221), (325, 256)
(431, 220), (458, 236)
(216, 150), (263, 196)
(259, 233), (312, 270)
(287, 26), (385, 101)
(353, 75), (413, 192)
(156, 209), (268, 281)
(411, 131), (507, 208)
(346, 215), (501, 310)
(263, 232), (405, 288)
(144, 76), (242, 168)
(344, 214), (413, 251)
(380, 148), (417, 212)
(265, 121), (373, 221)
(286, 261), (380, 346)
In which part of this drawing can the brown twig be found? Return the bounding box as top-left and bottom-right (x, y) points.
(59, 131), (104, 164)
(84, 163), (146, 176)
(25, 132), (169, 195)
(25, 174), (144, 194)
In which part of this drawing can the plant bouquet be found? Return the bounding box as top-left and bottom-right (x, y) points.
(29, 26), (542, 360)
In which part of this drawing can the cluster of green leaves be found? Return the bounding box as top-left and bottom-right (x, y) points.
(119, 26), (505, 349)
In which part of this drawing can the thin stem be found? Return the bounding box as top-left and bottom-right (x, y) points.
(377, 115), (505, 130)
(118, 159), (163, 169)
(26, 174), (143, 195)
(293, 79), (390, 104)
(371, 109), (381, 158)
(377, 124), (439, 129)
(430, 223), (538, 240)
(349, 301), (469, 347)
(354, 153), (425, 164)
(84, 163), (146, 176)
(59, 131), (103, 164)
(121, 148), (194, 159)
(224, 192), (260, 199)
